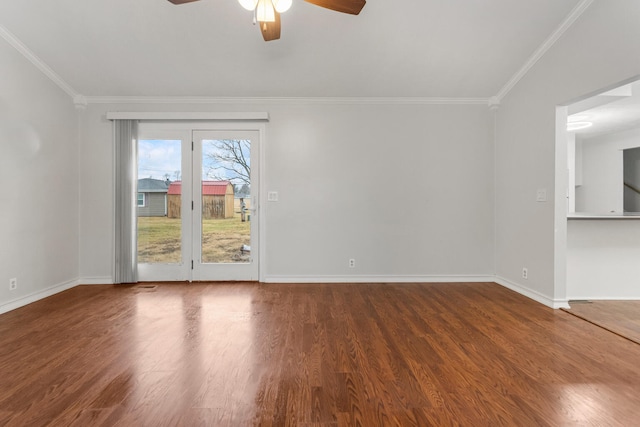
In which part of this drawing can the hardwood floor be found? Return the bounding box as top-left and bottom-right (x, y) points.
(563, 300), (640, 345)
(1, 282), (640, 426)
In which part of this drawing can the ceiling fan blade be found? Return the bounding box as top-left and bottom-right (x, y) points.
(167, 0), (200, 4)
(303, 0), (366, 15)
(259, 12), (281, 42)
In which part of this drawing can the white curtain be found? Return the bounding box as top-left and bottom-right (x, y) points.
(113, 120), (138, 283)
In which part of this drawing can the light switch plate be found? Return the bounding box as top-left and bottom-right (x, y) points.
(536, 189), (547, 202)
(267, 191), (279, 202)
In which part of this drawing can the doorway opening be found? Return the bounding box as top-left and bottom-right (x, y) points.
(558, 76), (640, 303)
(136, 123), (262, 282)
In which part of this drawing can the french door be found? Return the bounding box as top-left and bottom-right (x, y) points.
(137, 123), (261, 282)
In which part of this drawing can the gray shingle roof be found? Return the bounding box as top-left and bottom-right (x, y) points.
(137, 178), (169, 193)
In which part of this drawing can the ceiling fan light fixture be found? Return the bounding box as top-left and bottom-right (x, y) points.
(256, 0), (276, 22)
(169, 0), (365, 42)
(567, 121), (593, 131)
(238, 0), (259, 10)
(273, 0), (292, 13)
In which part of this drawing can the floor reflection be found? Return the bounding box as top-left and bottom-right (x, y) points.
(129, 284), (258, 424)
(558, 383), (609, 424)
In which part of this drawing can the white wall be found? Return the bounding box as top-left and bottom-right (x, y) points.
(79, 101), (495, 283)
(567, 219), (640, 299)
(495, 1), (640, 307)
(0, 39), (79, 313)
(575, 127), (640, 213)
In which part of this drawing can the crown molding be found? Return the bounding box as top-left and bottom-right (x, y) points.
(2, 0), (593, 108)
(488, 96), (500, 112)
(0, 24), (78, 99)
(495, 0), (594, 102)
(85, 96), (490, 106)
(105, 111), (269, 121)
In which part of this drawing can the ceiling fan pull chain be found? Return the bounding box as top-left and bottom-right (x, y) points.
(253, 7), (257, 25)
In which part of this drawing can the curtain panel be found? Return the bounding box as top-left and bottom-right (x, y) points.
(113, 120), (138, 284)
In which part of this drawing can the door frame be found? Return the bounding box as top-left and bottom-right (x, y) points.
(192, 129), (260, 281)
(136, 120), (267, 283)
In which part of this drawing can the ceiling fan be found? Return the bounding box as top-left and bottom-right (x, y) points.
(167, 0), (366, 42)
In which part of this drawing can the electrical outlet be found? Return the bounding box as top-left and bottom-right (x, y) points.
(522, 268), (528, 280)
(9, 278), (17, 291)
(349, 259), (356, 268)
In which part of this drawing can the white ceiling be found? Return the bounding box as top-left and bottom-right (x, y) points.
(569, 79), (640, 138)
(0, 0), (583, 99)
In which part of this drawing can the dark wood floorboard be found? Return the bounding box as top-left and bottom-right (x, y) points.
(563, 300), (640, 345)
(2, 282), (640, 426)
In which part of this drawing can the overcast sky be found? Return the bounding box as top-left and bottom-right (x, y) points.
(138, 139), (250, 183)
(138, 139), (181, 181)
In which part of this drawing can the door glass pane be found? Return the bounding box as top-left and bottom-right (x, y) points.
(201, 139), (251, 264)
(137, 139), (182, 264)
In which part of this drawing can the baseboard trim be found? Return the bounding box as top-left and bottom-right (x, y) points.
(567, 295), (640, 302)
(79, 276), (113, 285)
(0, 278), (80, 315)
(263, 275), (495, 284)
(0, 274), (569, 314)
(495, 276), (569, 309)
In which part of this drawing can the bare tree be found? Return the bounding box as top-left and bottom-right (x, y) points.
(204, 139), (250, 185)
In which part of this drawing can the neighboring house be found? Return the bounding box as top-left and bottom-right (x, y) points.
(137, 178), (169, 217)
(167, 181), (235, 219)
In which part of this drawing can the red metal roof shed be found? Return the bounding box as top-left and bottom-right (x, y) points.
(167, 181), (231, 195)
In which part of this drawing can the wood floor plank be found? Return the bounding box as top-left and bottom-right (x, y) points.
(2, 282), (640, 426)
(563, 300), (640, 345)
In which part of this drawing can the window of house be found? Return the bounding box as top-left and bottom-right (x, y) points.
(137, 193), (145, 207)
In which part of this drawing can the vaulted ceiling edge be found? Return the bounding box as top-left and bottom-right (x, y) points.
(1, 1), (594, 107)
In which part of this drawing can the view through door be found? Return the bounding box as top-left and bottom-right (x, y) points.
(136, 124), (260, 282)
(192, 130), (259, 281)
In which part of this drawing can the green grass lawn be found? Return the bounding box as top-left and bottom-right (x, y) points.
(137, 216), (250, 264)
